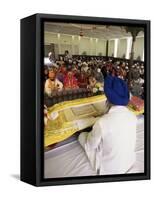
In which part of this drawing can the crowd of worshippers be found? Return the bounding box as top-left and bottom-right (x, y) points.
(44, 53), (144, 99)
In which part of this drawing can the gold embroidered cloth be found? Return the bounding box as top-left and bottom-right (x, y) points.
(44, 95), (144, 147)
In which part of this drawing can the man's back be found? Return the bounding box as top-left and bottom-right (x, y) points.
(97, 106), (137, 174)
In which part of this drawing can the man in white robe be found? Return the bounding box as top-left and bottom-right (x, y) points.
(44, 69), (63, 95)
(78, 75), (137, 175)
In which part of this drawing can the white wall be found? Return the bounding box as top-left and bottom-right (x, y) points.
(45, 32), (144, 60)
(79, 36), (91, 55)
(108, 40), (115, 56)
(96, 39), (106, 56)
(108, 36), (144, 60)
(117, 38), (127, 58)
(134, 37), (144, 60)
(45, 32), (106, 56)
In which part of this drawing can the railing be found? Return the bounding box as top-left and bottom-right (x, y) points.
(44, 88), (98, 107)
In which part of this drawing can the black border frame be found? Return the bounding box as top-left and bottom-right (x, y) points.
(20, 13), (150, 187)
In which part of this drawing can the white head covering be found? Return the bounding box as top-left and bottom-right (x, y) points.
(48, 52), (52, 57)
(97, 68), (101, 73)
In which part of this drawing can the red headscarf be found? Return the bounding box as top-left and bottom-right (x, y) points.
(64, 71), (79, 89)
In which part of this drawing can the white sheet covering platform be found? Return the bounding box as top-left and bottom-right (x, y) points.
(44, 115), (144, 178)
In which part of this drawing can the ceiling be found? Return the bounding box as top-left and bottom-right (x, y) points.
(44, 22), (144, 40)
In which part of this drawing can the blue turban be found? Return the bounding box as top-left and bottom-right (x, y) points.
(104, 75), (130, 106)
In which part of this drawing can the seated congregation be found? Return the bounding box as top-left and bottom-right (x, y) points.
(44, 53), (144, 107)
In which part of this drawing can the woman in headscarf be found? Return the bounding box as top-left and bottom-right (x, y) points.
(78, 71), (88, 88)
(63, 70), (79, 89)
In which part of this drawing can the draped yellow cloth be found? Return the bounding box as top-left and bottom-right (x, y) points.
(44, 95), (144, 147)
